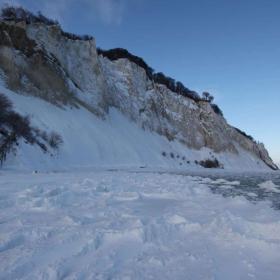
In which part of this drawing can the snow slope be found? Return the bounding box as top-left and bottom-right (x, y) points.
(0, 81), (270, 172)
(1, 170), (280, 279)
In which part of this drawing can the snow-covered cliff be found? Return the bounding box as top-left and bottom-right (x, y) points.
(0, 16), (277, 171)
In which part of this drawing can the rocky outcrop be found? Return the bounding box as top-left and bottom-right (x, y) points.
(0, 21), (75, 105)
(0, 20), (107, 116)
(0, 17), (277, 170)
(26, 23), (108, 116)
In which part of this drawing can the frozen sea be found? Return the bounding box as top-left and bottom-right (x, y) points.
(0, 169), (280, 279)
(167, 169), (280, 210)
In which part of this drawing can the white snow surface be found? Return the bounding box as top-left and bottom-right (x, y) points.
(1, 170), (280, 279)
(0, 80), (270, 172)
(258, 181), (280, 193)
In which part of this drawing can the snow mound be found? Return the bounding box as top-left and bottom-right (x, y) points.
(258, 181), (280, 193)
(211, 178), (240, 186)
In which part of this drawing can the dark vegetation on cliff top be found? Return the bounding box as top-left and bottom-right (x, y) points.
(98, 48), (203, 102)
(0, 5), (93, 41)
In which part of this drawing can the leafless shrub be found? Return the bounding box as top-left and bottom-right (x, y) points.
(48, 131), (63, 150)
(199, 158), (221, 169)
(0, 93), (63, 166)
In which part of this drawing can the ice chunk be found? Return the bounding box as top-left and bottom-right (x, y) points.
(258, 181), (280, 193)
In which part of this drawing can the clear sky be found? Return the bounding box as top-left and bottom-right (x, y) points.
(2, 0), (280, 164)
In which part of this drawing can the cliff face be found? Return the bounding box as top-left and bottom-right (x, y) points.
(0, 20), (107, 116)
(99, 57), (277, 170)
(0, 19), (277, 170)
(26, 23), (108, 116)
(0, 21), (71, 104)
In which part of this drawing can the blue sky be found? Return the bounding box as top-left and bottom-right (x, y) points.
(2, 0), (279, 163)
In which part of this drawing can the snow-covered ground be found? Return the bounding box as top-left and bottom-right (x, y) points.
(1, 170), (280, 279)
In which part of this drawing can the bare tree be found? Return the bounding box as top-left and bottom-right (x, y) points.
(202, 92), (214, 103)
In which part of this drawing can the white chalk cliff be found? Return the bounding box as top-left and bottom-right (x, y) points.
(0, 15), (277, 171)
